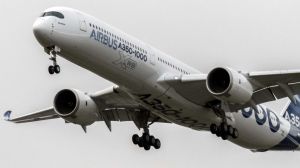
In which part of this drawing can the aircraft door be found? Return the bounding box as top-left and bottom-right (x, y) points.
(147, 45), (156, 66)
(77, 13), (87, 32)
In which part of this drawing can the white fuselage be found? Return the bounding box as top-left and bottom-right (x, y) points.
(33, 7), (300, 151)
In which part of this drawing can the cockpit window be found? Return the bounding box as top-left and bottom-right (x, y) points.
(41, 11), (64, 19)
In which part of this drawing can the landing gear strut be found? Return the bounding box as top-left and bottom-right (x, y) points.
(47, 46), (61, 75)
(132, 127), (161, 151)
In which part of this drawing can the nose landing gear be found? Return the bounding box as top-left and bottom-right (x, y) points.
(46, 46), (61, 75)
(48, 57), (60, 74)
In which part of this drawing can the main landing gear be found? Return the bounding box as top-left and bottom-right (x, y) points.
(210, 123), (238, 140)
(132, 127), (161, 151)
(46, 46), (61, 75)
(207, 100), (239, 140)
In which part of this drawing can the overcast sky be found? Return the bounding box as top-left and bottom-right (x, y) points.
(0, 0), (300, 167)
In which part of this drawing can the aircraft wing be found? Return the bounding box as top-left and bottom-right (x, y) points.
(163, 69), (300, 108)
(4, 86), (169, 130)
(4, 108), (58, 123)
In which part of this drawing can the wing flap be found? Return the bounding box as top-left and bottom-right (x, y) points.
(249, 69), (300, 87)
(252, 82), (300, 103)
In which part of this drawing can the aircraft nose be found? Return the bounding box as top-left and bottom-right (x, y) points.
(33, 18), (52, 47)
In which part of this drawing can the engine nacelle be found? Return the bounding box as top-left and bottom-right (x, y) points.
(206, 67), (254, 105)
(54, 89), (99, 126)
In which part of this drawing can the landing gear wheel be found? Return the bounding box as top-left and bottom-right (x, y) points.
(138, 138), (144, 147)
(215, 128), (221, 137)
(154, 139), (161, 149)
(144, 144), (151, 151)
(143, 133), (150, 144)
(133, 133), (161, 150)
(132, 134), (139, 145)
(227, 125), (234, 136)
(220, 123), (228, 133)
(210, 122), (239, 140)
(149, 136), (156, 146)
(210, 124), (218, 134)
(47, 46), (61, 75)
(132, 118), (162, 150)
(54, 65), (60, 74)
(48, 66), (55, 75)
(221, 132), (228, 140)
(232, 128), (239, 139)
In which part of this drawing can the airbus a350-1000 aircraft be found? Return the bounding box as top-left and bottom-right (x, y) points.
(5, 7), (300, 151)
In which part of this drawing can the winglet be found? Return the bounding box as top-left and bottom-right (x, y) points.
(4, 111), (12, 121)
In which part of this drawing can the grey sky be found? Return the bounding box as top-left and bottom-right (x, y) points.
(0, 0), (299, 167)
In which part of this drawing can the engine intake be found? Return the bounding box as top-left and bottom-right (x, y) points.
(54, 89), (78, 116)
(53, 89), (99, 125)
(206, 67), (254, 105)
(207, 68), (231, 94)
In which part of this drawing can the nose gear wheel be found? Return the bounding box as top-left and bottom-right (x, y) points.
(46, 46), (61, 75)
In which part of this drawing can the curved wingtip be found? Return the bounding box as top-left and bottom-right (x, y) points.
(4, 111), (12, 121)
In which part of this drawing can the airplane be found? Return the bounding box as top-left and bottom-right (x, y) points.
(4, 6), (300, 151)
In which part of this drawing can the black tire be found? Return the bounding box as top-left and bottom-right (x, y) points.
(144, 144), (151, 151)
(48, 66), (54, 74)
(227, 125), (234, 136)
(232, 128), (239, 139)
(132, 134), (139, 145)
(149, 136), (156, 146)
(142, 133), (150, 144)
(138, 137), (144, 147)
(210, 124), (218, 134)
(54, 65), (60, 73)
(221, 132), (228, 140)
(220, 123), (228, 133)
(215, 127), (221, 137)
(154, 139), (161, 149)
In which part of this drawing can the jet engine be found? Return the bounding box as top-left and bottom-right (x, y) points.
(53, 89), (99, 125)
(206, 67), (254, 105)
